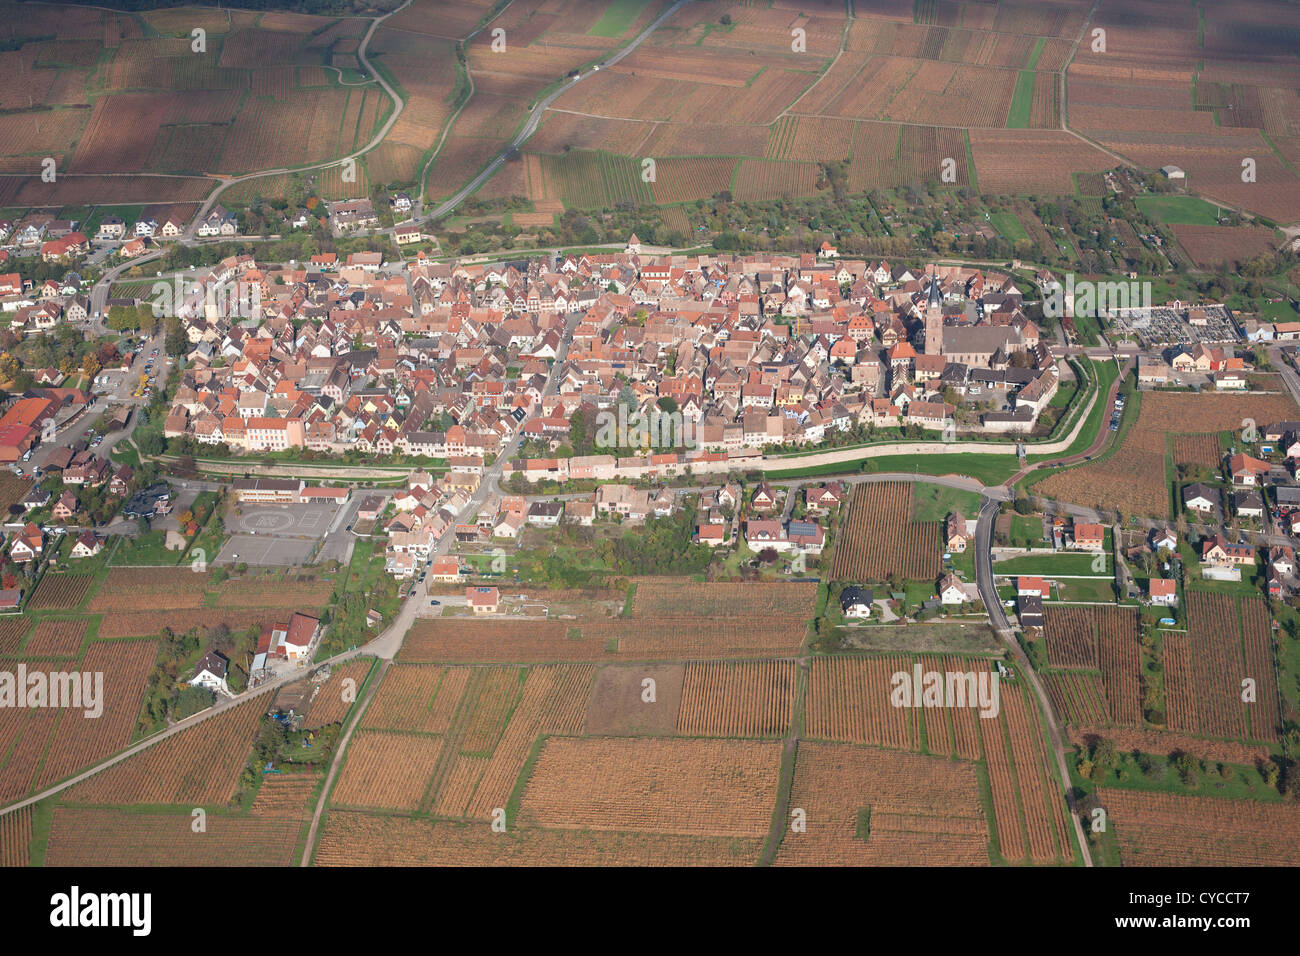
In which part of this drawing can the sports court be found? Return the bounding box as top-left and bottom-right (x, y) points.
(214, 500), (346, 566)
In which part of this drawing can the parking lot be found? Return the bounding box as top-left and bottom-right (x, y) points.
(216, 533), (317, 567)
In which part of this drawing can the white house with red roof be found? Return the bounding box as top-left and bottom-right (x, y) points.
(467, 586), (500, 614)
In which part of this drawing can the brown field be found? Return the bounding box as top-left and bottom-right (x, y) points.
(1100, 788), (1300, 866)
(1095, 130), (1300, 222)
(733, 159), (820, 201)
(213, 576), (335, 608)
(630, 580), (817, 618)
(0, 473), (31, 514)
(302, 659), (373, 729)
(1044, 605), (1099, 669)
(774, 742), (989, 866)
(579, 615), (809, 658)
(649, 157), (738, 204)
(0, 806), (31, 866)
(1096, 606), (1142, 727)
(32, 640), (157, 791)
(455, 664), (593, 820)
(403, 612), (807, 662)
(804, 655), (918, 750)
(1173, 433), (1223, 469)
(1001, 684), (1073, 862)
(676, 660), (796, 737)
(831, 482), (941, 581)
(401, 618), (609, 662)
(90, 567), (210, 610)
(0, 616), (28, 655)
(1035, 390), (1299, 516)
(361, 664), (469, 734)
(519, 737), (782, 836)
(24, 619), (87, 657)
(96, 608), (300, 639)
(332, 730), (444, 810)
(1171, 224), (1279, 269)
(969, 130), (1113, 194)
(46, 775), (317, 866)
(0, 173), (212, 207)
(26, 574), (94, 611)
(1044, 671), (1109, 725)
(64, 698), (263, 806)
(1166, 593), (1278, 742)
(585, 664), (684, 735)
(427, 136), (511, 199)
(315, 810), (764, 866)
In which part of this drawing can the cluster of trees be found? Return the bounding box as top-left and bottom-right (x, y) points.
(610, 506), (711, 577)
(0, 324), (119, 391)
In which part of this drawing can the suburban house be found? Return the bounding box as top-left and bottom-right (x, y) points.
(1228, 452), (1270, 486)
(1148, 578), (1177, 606)
(938, 573), (966, 605)
(1151, 528), (1178, 553)
(945, 511), (967, 553)
(252, 612), (322, 671)
(196, 205), (238, 238)
(190, 651), (231, 697)
(467, 586), (500, 614)
(70, 531), (103, 558)
(1233, 489), (1265, 519)
(840, 586), (873, 618)
(1016, 576), (1047, 598)
(1072, 522), (1105, 551)
(1200, 536), (1255, 566)
(9, 522), (43, 562)
(428, 557), (462, 582)
(1018, 593), (1044, 628)
(1182, 483), (1218, 513)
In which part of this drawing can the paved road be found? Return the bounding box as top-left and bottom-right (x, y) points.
(425, 0), (689, 223)
(183, 0), (415, 240)
(975, 494), (1094, 867)
(1008, 356), (1131, 485)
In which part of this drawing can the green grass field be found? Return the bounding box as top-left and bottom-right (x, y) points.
(993, 552), (1112, 575)
(989, 209), (1029, 241)
(911, 483), (982, 523)
(587, 0), (651, 37)
(1007, 70), (1035, 128)
(1134, 194), (1223, 226)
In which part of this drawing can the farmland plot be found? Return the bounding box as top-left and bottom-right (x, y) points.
(676, 660), (796, 738)
(64, 698), (263, 806)
(774, 742), (989, 866)
(316, 810), (764, 866)
(831, 482), (940, 581)
(1100, 789), (1300, 866)
(518, 737), (782, 836)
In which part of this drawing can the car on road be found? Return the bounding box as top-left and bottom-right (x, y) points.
(430, 599), (440, 605)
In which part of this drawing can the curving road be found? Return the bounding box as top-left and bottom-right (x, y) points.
(975, 495), (1095, 867)
(424, 0), (689, 222)
(183, 0), (415, 240)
